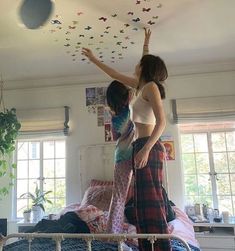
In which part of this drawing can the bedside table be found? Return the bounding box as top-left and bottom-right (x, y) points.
(17, 220), (37, 233)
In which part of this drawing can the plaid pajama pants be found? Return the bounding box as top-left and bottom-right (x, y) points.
(106, 159), (133, 233)
(133, 137), (172, 251)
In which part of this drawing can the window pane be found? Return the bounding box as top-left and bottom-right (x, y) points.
(17, 180), (28, 198)
(181, 134), (194, 153)
(218, 196), (233, 213)
(226, 131), (235, 151)
(17, 160), (28, 179)
(228, 152), (235, 172)
(182, 154), (196, 174)
(17, 142), (28, 160)
(55, 179), (66, 197)
(213, 153), (228, 173)
(28, 179), (38, 195)
(29, 142), (40, 159)
(199, 196), (213, 208)
(55, 159), (65, 178)
(217, 174), (231, 195)
(231, 174), (235, 194)
(196, 153), (210, 173)
(184, 175), (198, 196)
(44, 179), (55, 197)
(43, 141), (55, 159)
(55, 198), (65, 211)
(212, 132), (226, 152)
(29, 160), (40, 178)
(198, 174), (212, 195)
(194, 134), (208, 152)
(43, 160), (54, 178)
(17, 199), (28, 218)
(55, 141), (65, 158)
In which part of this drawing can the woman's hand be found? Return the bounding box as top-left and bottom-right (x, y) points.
(82, 47), (96, 61)
(144, 27), (151, 45)
(134, 147), (150, 169)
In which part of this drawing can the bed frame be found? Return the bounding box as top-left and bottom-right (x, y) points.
(0, 233), (191, 251)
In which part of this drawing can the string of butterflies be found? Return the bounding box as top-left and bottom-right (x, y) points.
(48, 1), (162, 63)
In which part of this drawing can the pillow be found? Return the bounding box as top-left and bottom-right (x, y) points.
(90, 179), (113, 187)
(81, 185), (113, 211)
(76, 205), (104, 223)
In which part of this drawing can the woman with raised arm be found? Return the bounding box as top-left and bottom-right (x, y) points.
(82, 28), (171, 251)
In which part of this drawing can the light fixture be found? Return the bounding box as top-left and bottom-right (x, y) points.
(19, 0), (54, 29)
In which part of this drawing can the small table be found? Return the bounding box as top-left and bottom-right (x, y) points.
(17, 220), (37, 233)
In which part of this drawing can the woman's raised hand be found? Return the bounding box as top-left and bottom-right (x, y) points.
(144, 27), (151, 45)
(81, 47), (95, 61)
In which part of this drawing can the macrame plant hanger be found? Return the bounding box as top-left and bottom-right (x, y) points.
(0, 74), (6, 113)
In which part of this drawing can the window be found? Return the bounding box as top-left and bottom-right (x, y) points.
(180, 122), (235, 216)
(15, 139), (66, 218)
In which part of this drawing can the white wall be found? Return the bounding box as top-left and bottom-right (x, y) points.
(0, 70), (235, 233)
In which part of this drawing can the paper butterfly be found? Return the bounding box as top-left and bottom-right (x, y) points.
(66, 38), (70, 41)
(114, 35), (118, 38)
(133, 28), (138, 31)
(100, 34), (104, 37)
(125, 36), (130, 40)
(147, 20), (155, 25)
(106, 26), (111, 29)
(77, 42), (81, 45)
(79, 34), (85, 37)
(99, 17), (107, 22)
(157, 3), (162, 8)
(122, 46), (127, 49)
(77, 12), (83, 16)
(111, 14), (117, 17)
(68, 26), (76, 29)
(65, 31), (71, 35)
(64, 44), (70, 47)
(116, 42), (122, 45)
(96, 48), (101, 50)
(85, 26), (92, 30)
(90, 36), (94, 39)
(132, 18), (140, 22)
(143, 8), (151, 12)
(124, 23), (130, 27)
(120, 29), (124, 33)
(104, 31), (109, 34)
(128, 12), (134, 15)
(56, 26), (62, 29)
(73, 21), (78, 25)
(152, 16), (159, 19)
(112, 51), (115, 53)
(51, 19), (61, 24)
(136, 0), (141, 4)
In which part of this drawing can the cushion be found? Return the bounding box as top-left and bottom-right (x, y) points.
(76, 205), (104, 223)
(90, 179), (113, 187)
(81, 185), (113, 211)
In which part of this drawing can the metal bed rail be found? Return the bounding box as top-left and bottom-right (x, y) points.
(0, 233), (191, 251)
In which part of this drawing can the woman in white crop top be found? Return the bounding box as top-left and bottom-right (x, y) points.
(82, 29), (172, 251)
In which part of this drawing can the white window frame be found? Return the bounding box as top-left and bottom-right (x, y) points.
(13, 136), (67, 219)
(180, 124), (235, 216)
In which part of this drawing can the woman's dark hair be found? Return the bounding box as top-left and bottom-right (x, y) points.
(139, 54), (168, 99)
(106, 80), (129, 115)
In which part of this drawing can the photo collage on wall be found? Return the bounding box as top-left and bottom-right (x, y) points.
(160, 134), (175, 161)
(85, 87), (113, 142)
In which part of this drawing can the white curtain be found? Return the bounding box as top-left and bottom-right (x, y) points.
(172, 95), (235, 123)
(16, 106), (69, 136)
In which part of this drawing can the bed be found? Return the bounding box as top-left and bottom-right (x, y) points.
(1, 179), (200, 251)
(1, 145), (200, 251)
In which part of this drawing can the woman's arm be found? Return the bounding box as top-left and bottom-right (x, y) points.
(82, 48), (138, 88)
(142, 28), (151, 56)
(134, 82), (166, 169)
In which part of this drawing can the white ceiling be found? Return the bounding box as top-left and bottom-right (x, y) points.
(1, 0), (235, 86)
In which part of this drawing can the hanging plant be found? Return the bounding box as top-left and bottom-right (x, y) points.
(0, 75), (21, 199)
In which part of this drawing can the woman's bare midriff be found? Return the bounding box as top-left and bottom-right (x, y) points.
(135, 122), (155, 138)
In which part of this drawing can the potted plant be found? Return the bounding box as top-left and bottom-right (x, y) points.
(23, 208), (31, 222)
(20, 184), (52, 222)
(0, 76), (21, 199)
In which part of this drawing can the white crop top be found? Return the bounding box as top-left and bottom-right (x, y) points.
(130, 85), (156, 125)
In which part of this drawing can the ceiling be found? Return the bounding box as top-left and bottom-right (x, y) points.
(1, 0), (235, 86)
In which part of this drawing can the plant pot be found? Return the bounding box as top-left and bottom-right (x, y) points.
(23, 212), (31, 222)
(32, 206), (43, 222)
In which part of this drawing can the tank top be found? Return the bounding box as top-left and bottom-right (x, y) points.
(130, 83), (156, 125)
